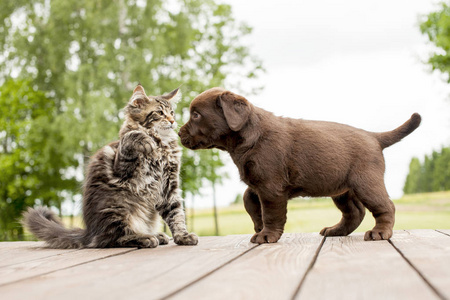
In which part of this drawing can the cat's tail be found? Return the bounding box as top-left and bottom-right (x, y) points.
(374, 113), (421, 149)
(22, 207), (86, 249)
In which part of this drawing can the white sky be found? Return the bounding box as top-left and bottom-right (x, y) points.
(189, 0), (450, 208)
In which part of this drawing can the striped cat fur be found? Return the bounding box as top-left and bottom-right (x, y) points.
(23, 84), (198, 248)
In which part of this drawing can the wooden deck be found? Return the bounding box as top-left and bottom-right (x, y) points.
(1, 229), (449, 300)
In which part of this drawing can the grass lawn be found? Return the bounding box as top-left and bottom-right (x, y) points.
(60, 191), (450, 237)
(184, 191), (450, 236)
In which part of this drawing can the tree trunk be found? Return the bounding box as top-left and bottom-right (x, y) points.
(190, 195), (195, 232)
(212, 183), (219, 236)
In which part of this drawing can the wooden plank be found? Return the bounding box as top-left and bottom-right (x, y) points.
(168, 233), (323, 300)
(0, 242), (78, 268)
(0, 247), (135, 286)
(0, 235), (255, 300)
(389, 229), (450, 299)
(296, 232), (439, 300)
(131, 235), (257, 299)
(0, 242), (45, 249)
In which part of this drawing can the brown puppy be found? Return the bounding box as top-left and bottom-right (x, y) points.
(178, 88), (421, 243)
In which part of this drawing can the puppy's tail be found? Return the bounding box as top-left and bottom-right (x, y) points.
(374, 113), (421, 149)
(22, 207), (86, 249)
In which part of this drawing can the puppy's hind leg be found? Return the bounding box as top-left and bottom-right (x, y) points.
(243, 187), (263, 233)
(320, 191), (365, 237)
(351, 173), (395, 241)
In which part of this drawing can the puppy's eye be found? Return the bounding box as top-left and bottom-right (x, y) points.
(192, 112), (200, 120)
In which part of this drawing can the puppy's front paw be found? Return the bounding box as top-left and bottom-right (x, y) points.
(174, 233), (198, 246)
(364, 228), (392, 241)
(250, 229), (282, 244)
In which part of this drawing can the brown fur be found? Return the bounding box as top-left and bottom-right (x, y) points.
(178, 88), (421, 243)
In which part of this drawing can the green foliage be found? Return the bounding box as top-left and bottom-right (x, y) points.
(404, 147), (450, 194)
(0, 79), (79, 240)
(421, 1), (450, 81)
(412, 4), (450, 194)
(0, 0), (262, 240)
(403, 158), (424, 194)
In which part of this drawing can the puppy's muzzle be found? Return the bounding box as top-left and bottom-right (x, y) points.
(178, 126), (194, 149)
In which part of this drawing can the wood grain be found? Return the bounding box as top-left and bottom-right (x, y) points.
(168, 233), (323, 300)
(0, 246), (135, 286)
(0, 242), (77, 268)
(0, 235), (255, 300)
(296, 233), (438, 300)
(0, 231), (447, 300)
(390, 229), (450, 299)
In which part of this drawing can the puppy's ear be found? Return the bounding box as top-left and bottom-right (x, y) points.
(218, 91), (251, 131)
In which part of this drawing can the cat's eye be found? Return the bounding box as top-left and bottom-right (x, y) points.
(192, 112), (200, 120)
(158, 111), (164, 116)
(170, 111), (174, 116)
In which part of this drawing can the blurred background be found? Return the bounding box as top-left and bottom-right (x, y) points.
(1, 0), (450, 240)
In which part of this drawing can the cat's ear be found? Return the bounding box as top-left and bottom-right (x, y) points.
(130, 84), (148, 108)
(133, 84), (146, 95)
(161, 87), (181, 103)
(218, 91), (251, 131)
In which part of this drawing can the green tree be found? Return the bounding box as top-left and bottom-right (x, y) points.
(0, 79), (79, 240)
(403, 147), (450, 194)
(423, 153), (437, 192)
(0, 0), (262, 240)
(421, 2), (450, 82)
(403, 157), (424, 194)
(432, 147), (450, 191)
(416, 4), (450, 194)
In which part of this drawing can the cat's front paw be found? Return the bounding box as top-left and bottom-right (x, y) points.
(157, 232), (170, 245)
(140, 137), (157, 155)
(136, 235), (159, 248)
(174, 232), (198, 246)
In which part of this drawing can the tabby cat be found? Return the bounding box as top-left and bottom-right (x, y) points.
(23, 84), (198, 248)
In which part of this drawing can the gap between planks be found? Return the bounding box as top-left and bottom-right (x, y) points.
(0, 235), (257, 300)
(1, 230), (448, 300)
(436, 229), (450, 237)
(290, 236), (326, 299)
(166, 233), (325, 300)
(0, 248), (138, 287)
(294, 232), (445, 299)
(388, 230), (450, 300)
(0, 249), (79, 269)
(293, 230), (450, 300)
(388, 239), (446, 300)
(160, 243), (260, 300)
